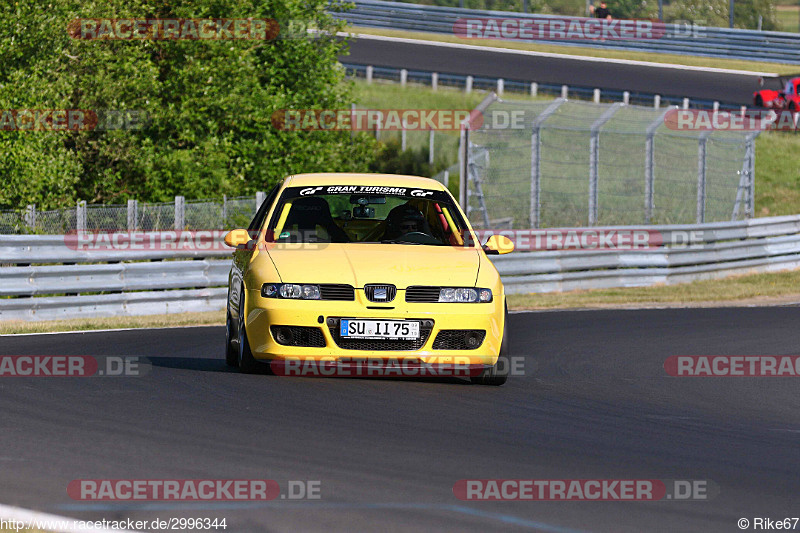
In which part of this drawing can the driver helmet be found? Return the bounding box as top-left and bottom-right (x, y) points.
(397, 207), (426, 233)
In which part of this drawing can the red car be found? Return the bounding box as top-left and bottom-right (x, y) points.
(754, 74), (800, 111)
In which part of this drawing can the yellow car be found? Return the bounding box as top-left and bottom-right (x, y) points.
(223, 173), (514, 385)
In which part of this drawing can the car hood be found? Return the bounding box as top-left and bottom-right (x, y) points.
(265, 244), (480, 288)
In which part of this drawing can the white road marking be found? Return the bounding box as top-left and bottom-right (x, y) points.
(0, 502), (140, 532)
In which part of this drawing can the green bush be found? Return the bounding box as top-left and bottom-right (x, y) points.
(368, 139), (450, 178)
(664, 0), (777, 29)
(0, 0), (377, 210)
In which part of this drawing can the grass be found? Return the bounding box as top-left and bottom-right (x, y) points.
(508, 268), (800, 309)
(776, 5), (800, 33)
(347, 26), (800, 74)
(0, 310), (225, 335)
(754, 130), (800, 216)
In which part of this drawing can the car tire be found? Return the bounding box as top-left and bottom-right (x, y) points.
(225, 309), (238, 367)
(237, 290), (259, 374)
(471, 305), (510, 386)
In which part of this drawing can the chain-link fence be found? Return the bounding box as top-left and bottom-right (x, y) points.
(464, 97), (758, 228)
(0, 195), (264, 234)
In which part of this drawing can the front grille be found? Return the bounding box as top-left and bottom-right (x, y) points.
(270, 326), (326, 347)
(432, 330), (486, 350)
(319, 284), (355, 301)
(406, 286), (441, 303)
(364, 284), (397, 303)
(329, 319), (433, 351)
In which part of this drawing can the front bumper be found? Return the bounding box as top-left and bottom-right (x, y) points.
(242, 288), (504, 366)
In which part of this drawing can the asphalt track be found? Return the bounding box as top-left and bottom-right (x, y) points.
(341, 36), (769, 104)
(2, 307), (800, 532)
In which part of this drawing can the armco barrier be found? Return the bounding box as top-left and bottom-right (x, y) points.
(2, 214), (800, 320)
(338, 0), (800, 64)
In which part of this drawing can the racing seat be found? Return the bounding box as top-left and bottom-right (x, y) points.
(281, 197), (350, 243)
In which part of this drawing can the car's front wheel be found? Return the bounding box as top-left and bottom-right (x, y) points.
(237, 290), (259, 374)
(225, 309), (238, 367)
(472, 306), (510, 386)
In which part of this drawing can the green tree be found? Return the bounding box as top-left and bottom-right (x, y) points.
(0, 0), (376, 209)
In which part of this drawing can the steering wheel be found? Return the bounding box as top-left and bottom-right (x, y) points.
(396, 231), (442, 245)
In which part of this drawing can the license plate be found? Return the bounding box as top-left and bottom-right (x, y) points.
(340, 319), (420, 340)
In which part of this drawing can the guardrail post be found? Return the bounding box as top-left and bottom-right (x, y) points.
(127, 199), (138, 230)
(654, 95), (661, 109)
(429, 129), (435, 164)
(400, 69), (407, 87)
(561, 85), (569, 99)
(222, 195), (228, 228)
(465, 75), (473, 93)
(401, 122), (407, 151)
(174, 196), (185, 231)
(77, 201), (87, 232)
(366, 65), (373, 84)
(531, 82), (538, 97)
(697, 133), (710, 223)
(623, 91), (630, 104)
(645, 107), (675, 224)
(530, 98), (566, 228)
(431, 72), (438, 91)
(683, 98), (690, 109)
(24, 204), (36, 230)
(713, 101), (720, 112)
(497, 78), (504, 96)
(593, 89), (600, 103)
(589, 103), (622, 226)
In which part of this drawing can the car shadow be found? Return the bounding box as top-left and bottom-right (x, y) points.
(147, 356), (474, 384)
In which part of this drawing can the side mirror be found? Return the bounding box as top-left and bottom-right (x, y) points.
(483, 235), (514, 255)
(224, 229), (251, 248)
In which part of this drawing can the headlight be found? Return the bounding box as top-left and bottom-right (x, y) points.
(262, 283), (321, 299)
(438, 288), (492, 303)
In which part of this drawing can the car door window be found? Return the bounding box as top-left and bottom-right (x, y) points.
(247, 184), (280, 235)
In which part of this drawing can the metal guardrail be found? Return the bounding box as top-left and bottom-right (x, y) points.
(0, 288), (228, 322)
(344, 59), (746, 112)
(339, 0), (800, 64)
(2, 214), (800, 320)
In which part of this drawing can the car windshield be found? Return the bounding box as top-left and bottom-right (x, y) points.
(265, 185), (471, 246)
